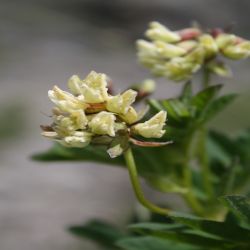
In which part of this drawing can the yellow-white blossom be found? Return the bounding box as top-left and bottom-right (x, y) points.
(154, 41), (187, 58)
(53, 110), (88, 136)
(132, 111), (167, 138)
(48, 86), (87, 112)
(88, 111), (116, 137)
(199, 34), (218, 58)
(215, 34), (236, 49)
(107, 89), (137, 115)
(137, 21), (250, 81)
(67, 71), (109, 103)
(136, 40), (160, 67)
(120, 106), (138, 124)
(68, 75), (82, 95)
(60, 131), (92, 148)
(79, 71), (109, 103)
(43, 71), (169, 155)
(146, 21), (181, 43)
(222, 41), (250, 60)
(107, 144), (124, 158)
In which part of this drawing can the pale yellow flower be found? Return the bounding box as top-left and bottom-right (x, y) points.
(154, 41), (187, 58)
(107, 144), (124, 158)
(222, 41), (250, 60)
(48, 86), (87, 112)
(60, 131), (92, 148)
(132, 111), (167, 138)
(53, 110), (88, 137)
(68, 75), (82, 95)
(120, 106), (138, 124)
(41, 131), (59, 139)
(88, 111), (116, 137)
(136, 40), (160, 67)
(199, 34), (218, 58)
(146, 21), (181, 43)
(79, 71), (109, 103)
(106, 89), (137, 115)
(215, 34), (236, 49)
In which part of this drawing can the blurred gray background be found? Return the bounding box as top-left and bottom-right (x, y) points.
(0, 0), (250, 249)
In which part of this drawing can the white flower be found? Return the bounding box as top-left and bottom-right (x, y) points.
(48, 86), (87, 112)
(88, 111), (116, 137)
(132, 111), (167, 138)
(60, 131), (92, 148)
(106, 89), (137, 115)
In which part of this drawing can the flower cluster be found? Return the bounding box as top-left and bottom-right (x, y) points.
(137, 22), (250, 81)
(41, 71), (167, 158)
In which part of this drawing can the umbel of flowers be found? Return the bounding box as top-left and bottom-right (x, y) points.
(41, 71), (168, 158)
(137, 21), (250, 81)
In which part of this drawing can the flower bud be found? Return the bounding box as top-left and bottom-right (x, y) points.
(146, 21), (181, 43)
(177, 27), (201, 41)
(132, 111), (167, 138)
(107, 144), (123, 158)
(177, 40), (198, 52)
(185, 47), (204, 65)
(207, 61), (232, 77)
(136, 40), (159, 67)
(106, 89), (137, 115)
(88, 111), (116, 137)
(222, 41), (250, 60)
(68, 75), (82, 95)
(199, 34), (218, 58)
(139, 79), (156, 93)
(215, 34), (236, 49)
(154, 41), (187, 58)
(120, 106), (138, 124)
(41, 131), (59, 139)
(60, 131), (92, 148)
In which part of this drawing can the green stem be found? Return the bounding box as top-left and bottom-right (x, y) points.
(182, 136), (204, 216)
(203, 66), (211, 88)
(199, 128), (214, 198)
(124, 148), (170, 216)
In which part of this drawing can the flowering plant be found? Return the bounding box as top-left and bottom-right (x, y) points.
(34, 21), (250, 250)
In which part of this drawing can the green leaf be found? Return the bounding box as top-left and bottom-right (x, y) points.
(147, 99), (164, 112)
(68, 220), (124, 249)
(191, 84), (222, 115)
(180, 81), (193, 103)
(117, 236), (199, 250)
(153, 230), (231, 248)
(201, 94), (238, 122)
(161, 99), (191, 121)
(220, 195), (250, 224)
(129, 222), (185, 232)
(170, 212), (250, 244)
(32, 143), (124, 165)
(146, 175), (188, 194)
